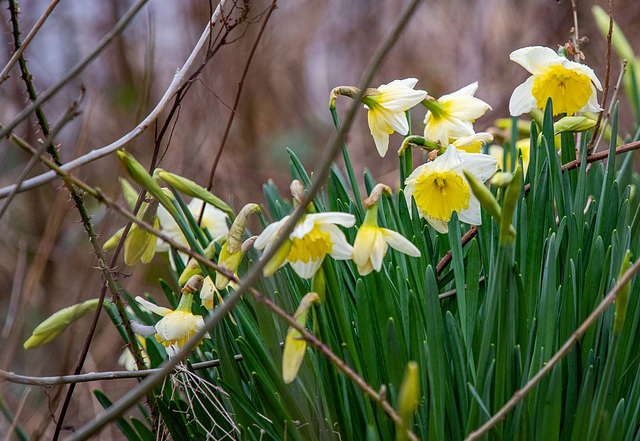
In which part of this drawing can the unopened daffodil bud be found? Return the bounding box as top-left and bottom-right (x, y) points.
(117, 150), (174, 211)
(614, 251), (633, 335)
(200, 276), (238, 324)
(119, 178), (139, 209)
(24, 299), (101, 349)
(215, 243), (242, 289)
(178, 240), (218, 287)
(103, 226), (125, 251)
(181, 274), (204, 295)
(290, 180), (306, 206)
(282, 292), (319, 383)
(241, 236), (258, 255)
(227, 204), (260, 254)
(491, 172), (514, 188)
(554, 116), (596, 134)
(124, 199), (160, 266)
(396, 361), (420, 441)
(363, 183), (391, 209)
(397, 135), (442, 157)
(353, 187), (421, 276)
(500, 165), (522, 246)
(329, 86), (360, 108)
(155, 169), (234, 218)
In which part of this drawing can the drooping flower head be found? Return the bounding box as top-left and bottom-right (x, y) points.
(404, 145), (497, 233)
(255, 212), (355, 279)
(509, 46), (602, 116)
(423, 82), (492, 146)
(352, 184), (421, 276)
(362, 78), (427, 157)
(136, 293), (206, 356)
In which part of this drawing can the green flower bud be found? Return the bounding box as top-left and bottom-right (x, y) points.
(227, 203), (260, 254)
(491, 172), (514, 188)
(124, 199), (159, 266)
(24, 299), (101, 349)
(554, 116), (596, 134)
(103, 226), (125, 251)
(282, 292), (319, 384)
(263, 240), (292, 277)
(178, 240), (218, 287)
(155, 169), (234, 218)
(119, 177), (139, 210)
(500, 165), (522, 246)
(614, 250), (633, 335)
(396, 361), (420, 441)
(117, 150), (174, 210)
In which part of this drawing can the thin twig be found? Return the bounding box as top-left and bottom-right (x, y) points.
(0, 0), (149, 163)
(0, 91), (83, 221)
(592, 60), (627, 153)
(68, 1), (424, 439)
(0, 0), (230, 200)
(570, 0), (581, 62)
(205, 0), (277, 191)
(466, 257), (640, 440)
(587, 0), (613, 153)
(0, 0), (63, 84)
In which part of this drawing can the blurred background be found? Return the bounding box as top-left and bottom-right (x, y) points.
(0, 0), (639, 438)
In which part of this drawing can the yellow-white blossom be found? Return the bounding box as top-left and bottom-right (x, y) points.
(156, 198), (229, 253)
(352, 203), (420, 276)
(423, 82), (492, 146)
(404, 145), (497, 233)
(509, 46), (602, 116)
(118, 335), (150, 371)
(255, 212), (355, 279)
(363, 78), (427, 157)
(135, 294), (206, 356)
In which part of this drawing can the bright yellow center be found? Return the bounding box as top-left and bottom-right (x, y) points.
(287, 226), (333, 263)
(532, 65), (592, 115)
(413, 170), (470, 221)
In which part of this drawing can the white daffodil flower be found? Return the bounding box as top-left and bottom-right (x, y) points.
(509, 46), (602, 116)
(156, 198), (229, 252)
(363, 78), (427, 157)
(255, 212), (356, 279)
(135, 295), (206, 356)
(352, 204), (420, 276)
(452, 132), (494, 154)
(423, 82), (492, 146)
(404, 145), (497, 233)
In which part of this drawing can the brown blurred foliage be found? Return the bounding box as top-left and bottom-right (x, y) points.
(0, 0), (639, 437)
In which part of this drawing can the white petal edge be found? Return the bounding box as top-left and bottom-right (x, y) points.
(509, 76), (537, 116)
(135, 296), (172, 316)
(289, 259), (323, 279)
(509, 46), (559, 74)
(309, 212), (356, 228)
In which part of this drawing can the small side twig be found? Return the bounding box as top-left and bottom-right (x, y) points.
(587, 0), (613, 153)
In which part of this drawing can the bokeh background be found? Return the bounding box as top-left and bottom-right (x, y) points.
(1, 0), (639, 438)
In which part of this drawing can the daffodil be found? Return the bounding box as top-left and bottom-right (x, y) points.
(362, 78), (427, 157)
(489, 139), (531, 174)
(118, 335), (150, 371)
(255, 212), (355, 279)
(423, 82), (492, 146)
(404, 145), (497, 233)
(351, 184), (420, 275)
(452, 132), (494, 154)
(156, 198), (229, 253)
(135, 293), (205, 355)
(509, 46), (602, 116)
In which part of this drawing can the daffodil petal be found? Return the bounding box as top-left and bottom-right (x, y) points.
(381, 229), (421, 257)
(458, 196), (482, 226)
(580, 84), (603, 112)
(562, 59), (603, 90)
(309, 212), (356, 228)
(289, 259), (324, 279)
(441, 82), (478, 100)
(369, 231), (387, 272)
(446, 96), (492, 120)
(352, 227), (376, 267)
(135, 296), (172, 316)
(509, 46), (559, 74)
(255, 217), (288, 249)
(319, 224), (353, 260)
(509, 76), (537, 116)
(458, 153), (499, 182)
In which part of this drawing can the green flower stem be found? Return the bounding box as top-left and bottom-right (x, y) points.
(330, 104), (364, 213)
(399, 110), (413, 188)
